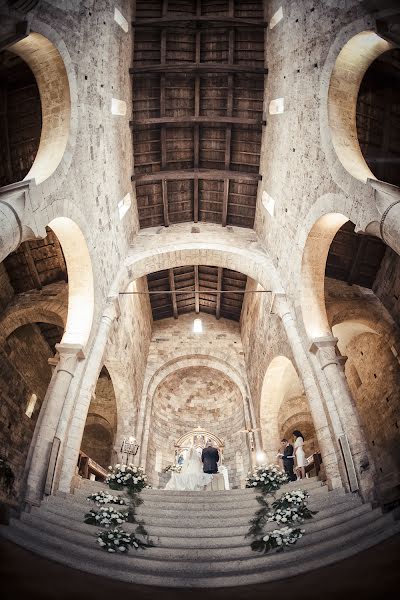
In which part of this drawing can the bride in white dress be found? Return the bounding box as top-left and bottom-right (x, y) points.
(165, 446), (213, 491)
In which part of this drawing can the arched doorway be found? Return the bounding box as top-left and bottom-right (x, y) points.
(79, 366), (118, 480)
(259, 356), (317, 469)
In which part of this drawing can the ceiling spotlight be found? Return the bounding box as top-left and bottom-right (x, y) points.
(193, 318), (203, 333)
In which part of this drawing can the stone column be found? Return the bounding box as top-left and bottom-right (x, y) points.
(272, 294), (342, 490)
(368, 179), (400, 256)
(310, 336), (376, 500)
(0, 179), (44, 262)
(58, 298), (120, 493)
(25, 343), (84, 505)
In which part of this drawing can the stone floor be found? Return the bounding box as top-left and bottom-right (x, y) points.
(1, 534), (399, 599)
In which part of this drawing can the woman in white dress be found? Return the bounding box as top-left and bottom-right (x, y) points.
(165, 446), (213, 491)
(293, 430), (307, 480)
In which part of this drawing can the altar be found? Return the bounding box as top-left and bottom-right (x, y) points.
(165, 427), (230, 490)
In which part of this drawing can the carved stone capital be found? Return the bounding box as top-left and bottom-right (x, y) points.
(309, 336), (340, 369)
(270, 292), (289, 318)
(54, 343), (85, 376)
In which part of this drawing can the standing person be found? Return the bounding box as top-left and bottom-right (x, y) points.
(293, 430), (307, 480)
(201, 441), (220, 474)
(277, 438), (296, 481)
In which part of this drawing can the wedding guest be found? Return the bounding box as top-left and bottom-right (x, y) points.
(277, 438), (296, 481)
(293, 430), (307, 480)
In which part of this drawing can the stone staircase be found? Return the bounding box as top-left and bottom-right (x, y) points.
(1, 477), (399, 588)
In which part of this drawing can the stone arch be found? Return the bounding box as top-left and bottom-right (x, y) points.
(138, 353), (250, 466)
(48, 217), (94, 348)
(80, 367), (118, 470)
(259, 355), (305, 462)
(327, 30), (394, 183)
(300, 212), (349, 338)
(119, 227), (283, 296)
(7, 31), (72, 185)
(332, 321), (380, 356)
(146, 363), (248, 488)
(0, 306), (64, 347)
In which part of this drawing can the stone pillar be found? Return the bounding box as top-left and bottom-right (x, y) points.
(25, 343), (84, 505)
(272, 294), (342, 490)
(310, 336), (376, 500)
(0, 179), (44, 262)
(368, 179), (400, 256)
(58, 298), (120, 493)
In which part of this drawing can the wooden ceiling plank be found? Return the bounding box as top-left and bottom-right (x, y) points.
(132, 169), (261, 182)
(168, 268), (179, 319)
(133, 16), (267, 28)
(347, 235), (368, 285)
(130, 115), (263, 127)
(130, 63), (268, 75)
(21, 242), (42, 290)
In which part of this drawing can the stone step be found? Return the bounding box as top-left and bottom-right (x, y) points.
(75, 477), (324, 498)
(69, 482), (330, 508)
(40, 489), (353, 529)
(25, 500), (372, 549)
(18, 502), (387, 561)
(66, 485), (346, 512)
(1, 513), (398, 588)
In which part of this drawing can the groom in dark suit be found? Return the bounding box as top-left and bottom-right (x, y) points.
(201, 442), (220, 474)
(278, 438), (297, 481)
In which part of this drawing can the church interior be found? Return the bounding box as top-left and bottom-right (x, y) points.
(0, 0), (400, 596)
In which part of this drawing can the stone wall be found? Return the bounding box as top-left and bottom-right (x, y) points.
(105, 276), (153, 448)
(0, 324), (52, 499)
(345, 332), (400, 500)
(240, 278), (296, 418)
(140, 313), (251, 488)
(373, 247), (400, 327)
(147, 366), (247, 489)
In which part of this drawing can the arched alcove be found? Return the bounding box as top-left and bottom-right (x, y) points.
(331, 317), (400, 502)
(48, 217), (94, 348)
(2, 32), (71, 185)
(259, 356), (314, 462)
(356, 48), (400, 187)
(146, 365), (248, 489)
(80, 367), (118, 473)
(327, 30), (394, 183)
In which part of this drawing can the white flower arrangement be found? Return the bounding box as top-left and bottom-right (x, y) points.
(268, 490), (317, 524)
(85, 506), (128, 528)
(253, 526), (305, 553)
(246, 464), (288, 493)
(163, 464), (182, 473)
(106, 464), (149, 492)
(96, 527), (146, 553)
(87, 490), (126, 506)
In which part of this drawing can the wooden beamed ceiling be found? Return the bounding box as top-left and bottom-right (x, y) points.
(147, 265), (247, 321)
(325, 221), (387, 288)
(131, 0), (266, 229)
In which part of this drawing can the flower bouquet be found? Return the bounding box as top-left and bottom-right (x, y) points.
(246, 464), (288, 494)
(106, 463), (148, 493)
(85, 506), (128, 528)
(251, 526), (305, 553)
(87, 490), (126, 506)
(268, 490), (317, 524)
(163, 464), (182, 473)
(97, 527), (148, 553)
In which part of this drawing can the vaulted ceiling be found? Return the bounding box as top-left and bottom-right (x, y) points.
(326, 221), (387, 288)
(147, 265), (247, 321)
(3, 226), (67, 350)
(131, 0), (266, 229)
